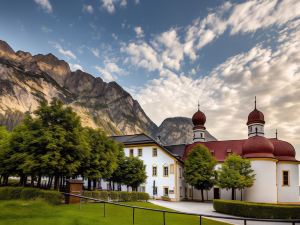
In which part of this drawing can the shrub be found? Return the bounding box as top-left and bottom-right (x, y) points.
(108, 191), (119, 201)
(161, 196), (171, 201)
(138, 192), (149, 201)
(213, 199), (300, 219)
(82, 190), (148, 202)
(0, 187), (61, 204)
(119, 191), (131, 202)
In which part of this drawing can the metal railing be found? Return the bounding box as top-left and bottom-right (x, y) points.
(64, 193), (300, 225)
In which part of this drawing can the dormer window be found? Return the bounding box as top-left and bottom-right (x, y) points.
(226, 149), (232, 156)
(210, 149), (215, 156)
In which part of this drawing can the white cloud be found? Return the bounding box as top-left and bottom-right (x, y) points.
(134, 21), (300, 156)
(101, 0), (116, 14)
(120, 0), (127, 7)
(134, 26), (144, 38)
(70, 64), (84, 71)
(95, 60), (126, 82)
(52, 43), (76, 60)
(91, 48), (100, 58)
(41, 26), (52, 33)
(83, 4), (94, 14)
(34, 0), (53, 13)
(121, 42), (162, 71)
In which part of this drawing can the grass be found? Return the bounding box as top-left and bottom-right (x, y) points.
(0, 199), (229, 225)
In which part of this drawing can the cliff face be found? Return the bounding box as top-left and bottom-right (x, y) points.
(156, 117), (217, 145)
(0, 40), (216, 144)
(0, 40), (156, 135)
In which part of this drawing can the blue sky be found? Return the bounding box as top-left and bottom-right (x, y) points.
(1, 0), (300, 153)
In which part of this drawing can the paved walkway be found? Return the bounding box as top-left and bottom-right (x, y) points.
(149, 200), (294, 225)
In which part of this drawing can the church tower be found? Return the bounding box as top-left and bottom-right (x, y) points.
(192, 103), (206, 142)
(247, 97), (265, 137)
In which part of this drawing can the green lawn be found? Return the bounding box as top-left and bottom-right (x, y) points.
(0, 200), (229, 225)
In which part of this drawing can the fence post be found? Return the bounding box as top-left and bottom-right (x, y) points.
(163, 211), (166, 225)
(244, 219), (247, 225)
(199, 215), (202, 225)
(132, 208), (135, 224)
(103, 202), (106, 217)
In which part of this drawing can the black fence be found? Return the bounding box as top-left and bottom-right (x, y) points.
(64, 193), (300, 225)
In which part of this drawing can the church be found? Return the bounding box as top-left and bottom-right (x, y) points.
(111, 100), (299, 203)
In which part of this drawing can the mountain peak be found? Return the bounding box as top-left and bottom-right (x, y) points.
(0, 40), (14, 55)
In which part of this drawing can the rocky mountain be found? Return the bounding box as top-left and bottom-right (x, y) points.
(0, 40), (216, 144)
(156, 117), (217, 145)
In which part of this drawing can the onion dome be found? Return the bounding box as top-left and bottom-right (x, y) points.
(247, 97), (265, 125)
(271, 139), (297, 161)
(242, 135), (275, 158)
(192, 109), (206, 128)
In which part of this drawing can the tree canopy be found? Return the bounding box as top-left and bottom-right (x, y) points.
(184, 144), (217, 201)
(218, 154), (255, 200)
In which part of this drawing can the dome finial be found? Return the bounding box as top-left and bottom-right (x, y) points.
(275, 129), (278, 139)
(198, 100), (200, 111)
(255, 96), (257, 109)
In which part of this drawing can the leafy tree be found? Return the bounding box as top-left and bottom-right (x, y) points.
(0, 126), (11, 185)
(184, 144), (217, 201)
(218, 154), (255, 200)
(118, 156), (147, 191)
(80, 127), (121, 190)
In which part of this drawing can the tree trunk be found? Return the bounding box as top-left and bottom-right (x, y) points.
(201, 189), (204, 202)
(88, 179), (92, 191)
(37, 175), (41, 188)
(231, 188), (235, 200)
(54, 175), (59, 190)
(31, 175), (35, 187)
(240, 189), (243, 201)
(93, 179), (97, 190)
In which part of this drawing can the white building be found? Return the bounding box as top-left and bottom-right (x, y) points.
(111, 99), (299, 203)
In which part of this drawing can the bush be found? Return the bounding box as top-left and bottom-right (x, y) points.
(161, 196), (171, 201)
(0, 187), (61, 204)
(83, 191), (149, 202)
(213, 199), (300, 219)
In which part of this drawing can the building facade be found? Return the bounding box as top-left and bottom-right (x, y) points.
(111, 100), (299, 203)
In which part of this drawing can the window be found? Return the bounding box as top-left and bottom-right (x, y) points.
(170, 164), (174, 174)
(153, 148), (158, 157)
(163, 166), (169, 177)
(180, 187), (182, 197)
(226, 149), (232, 156)
(210, 149), (215, 156)
(139, 186), (145, 192)
(179, 168), (182, 178)
(138, 148), (143, 157)
(200, 133), (203, 138)
(283, 171), (289, 186)
(129, 149), (134, 157)
(152, 166), (157, 176)
(153, 186), (158, 195)
(164, 187), (169, 196)
(189, 188), (192, 197)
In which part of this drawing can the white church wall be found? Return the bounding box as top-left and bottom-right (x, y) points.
(277, 162), (300, 202)
(244, 159), (277, 203)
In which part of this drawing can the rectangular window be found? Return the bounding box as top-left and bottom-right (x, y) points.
(164, 187), (169, 196)
(179, 168), (182, 178)
(129, 149), (134, 157)
(170, 164), (174, 174)
(163, 166), (169, 177)
(152, 166), (157, 176)
(138, 148), (143, 157)
(283, 171), (289, 186)
(153, 186), (158, 195)
(180, 187), (182, 197)
(153, 148), (158, 157)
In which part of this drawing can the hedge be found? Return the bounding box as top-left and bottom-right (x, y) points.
(0, 187), (62, 205)
(83, 191), (149, 202)
(213, 199), (300, 219)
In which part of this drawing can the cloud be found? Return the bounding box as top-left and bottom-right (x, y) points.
(121, 42), (162, 71)
(95, 60), (126, 82)
(83, 4), (94, 14)
(134, 26), (144, 38)
(134, 0), (140, 4)
(41, 26), (52, 33)
(134, 21), (300, 156)
(70, 63), (84, 71)
(91, 48), (100, 58)
(52, 43), (76, 60)
(101, 0), (129, 13)
(34, 0), (53, 13)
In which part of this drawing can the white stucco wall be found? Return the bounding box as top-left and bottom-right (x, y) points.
(277, 162), (299, 202)
(123, 145), (184, 201)
(244, 159), (277, 203)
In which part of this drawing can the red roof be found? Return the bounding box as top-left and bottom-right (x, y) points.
(184, 138), (298, 162)
(247, 108), (265, 125)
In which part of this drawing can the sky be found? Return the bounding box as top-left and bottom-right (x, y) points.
(0, 0), (300, 155)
